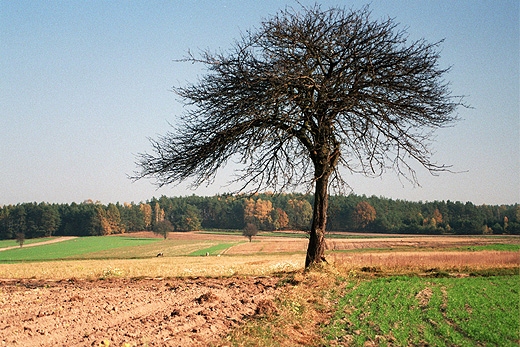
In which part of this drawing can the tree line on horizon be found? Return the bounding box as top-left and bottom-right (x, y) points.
(0, 193), (518, 240)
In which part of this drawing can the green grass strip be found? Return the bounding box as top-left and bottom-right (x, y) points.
(0, 236), (160, 263)
(189, 242), (238, 256)
(324, 275), (520, 346)
(454, 244), (520, 252)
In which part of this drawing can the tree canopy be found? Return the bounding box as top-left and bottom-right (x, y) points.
(135, 4), (463, 267)
(2, 195), (519, 240)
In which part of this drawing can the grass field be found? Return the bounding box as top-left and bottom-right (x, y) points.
(223, 269), (520, 347)
(453, 243), (520, 251)
(0, 236), (161, 262)
(0, 232), (518, 346)
(322, 275), (519, 346)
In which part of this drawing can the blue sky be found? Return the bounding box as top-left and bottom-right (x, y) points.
(1, 0), (518, 205)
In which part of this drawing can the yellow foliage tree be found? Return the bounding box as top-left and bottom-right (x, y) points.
(244, 198), (274, 230)
(353, 201), (376, 229)
(140, 203), (152, 230)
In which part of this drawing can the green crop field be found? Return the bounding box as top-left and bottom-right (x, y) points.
(322, 275), (520, 347)
(0, 235), (244, 263)
(189, 242), (240, 256)
(0, 236), (161, 263)
(454, 243), (520, 252)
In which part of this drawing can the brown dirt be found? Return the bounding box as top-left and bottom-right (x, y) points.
(0, 276), (281, 347)
(225, 233), (519, 254)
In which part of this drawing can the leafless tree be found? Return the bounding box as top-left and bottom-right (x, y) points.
(135, 5), (463, 268)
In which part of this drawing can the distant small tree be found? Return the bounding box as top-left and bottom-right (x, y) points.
(15, 232), (25, 248)
(153, 219), (174, 239)
(243, 223), (259, 242)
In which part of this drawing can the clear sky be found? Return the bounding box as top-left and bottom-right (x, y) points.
(1, 0), (518, 206)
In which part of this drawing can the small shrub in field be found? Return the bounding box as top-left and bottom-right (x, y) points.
(243, 223), (258, 242)
(153, 219), (174, 239)
(15, 232), (25, 247)
(100, 266), (123, 279)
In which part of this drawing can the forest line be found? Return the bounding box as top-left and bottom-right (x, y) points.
(1, 193), (518, 240)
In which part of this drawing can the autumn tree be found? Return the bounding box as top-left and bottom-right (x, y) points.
(135, 5), (462, 267)
(353, 201), (376, 229)
(140, 203), (152, 230)
(152, 202), (165, 230)
(106, 203), (122, 234)
(244, 198), (274, 230)
(272, 207), (289, 230)
(433, 208), (443, 225)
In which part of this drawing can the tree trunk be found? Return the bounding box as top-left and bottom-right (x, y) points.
(305, 173), (329, 268)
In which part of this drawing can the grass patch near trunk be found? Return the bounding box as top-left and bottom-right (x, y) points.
(220, 267), (519, 347)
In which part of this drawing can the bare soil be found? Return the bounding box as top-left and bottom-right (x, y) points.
(0, 276), (281, 347)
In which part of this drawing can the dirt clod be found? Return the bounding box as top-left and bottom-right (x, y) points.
(254, 299), (278, 316)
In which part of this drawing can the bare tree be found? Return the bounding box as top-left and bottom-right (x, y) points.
(153, 219), (174, 239)
(135, 5), (463, 268)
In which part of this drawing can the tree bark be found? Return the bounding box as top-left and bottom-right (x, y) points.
(305, 173), (329, 268)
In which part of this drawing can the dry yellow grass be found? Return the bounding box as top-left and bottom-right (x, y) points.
(329, 250), (519, 272)
(0, 253), (305, 280)
(2, 249), (516, 280)
(224, 266), (342, 346)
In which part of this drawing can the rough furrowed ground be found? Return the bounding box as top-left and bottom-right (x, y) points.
(0, 276), (281, 347)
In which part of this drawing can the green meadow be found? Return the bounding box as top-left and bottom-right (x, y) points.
(189, 242), (238, 256)
(322, 275), (519, 346)
(454, 243), (520, 252)
(0, 236), (247, 263)
(0, 236), (161, 262)
(228, 272), (520, 347)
